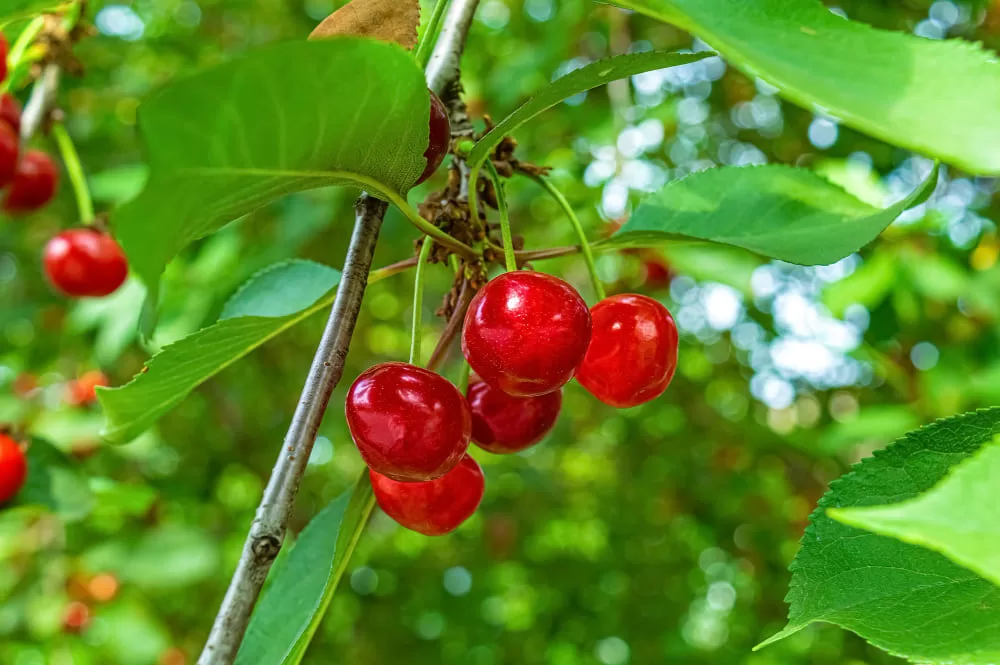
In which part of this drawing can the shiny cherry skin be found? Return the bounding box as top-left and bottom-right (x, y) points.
(415, 90), (450, 185)
(0, 433), (27, 504)
(467, 379), (561, 454)
(3, 150), (58, 214)
(346, 362), (471, 481)
(1, 93), (22, 133)
(43, 228), (129, 297)
(462, 271), (591, 397)
(576, 294), (679, 408)
(370, 454), (484, 536)
(0, 121), (18, 188)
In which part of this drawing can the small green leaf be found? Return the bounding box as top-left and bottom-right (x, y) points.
(758, 408), (1000, 663)
(15, 438), (93, 522)
(113, 38), (428, 300)
(601, 164), (936, 265)
(235, 473), (375, 665)
(98, 260), (341, 444)
(830, 440), (1000, 588)
(466, 50), (708, 169)
(220, 259), (341, 320)
(606, 0), (1000, 174)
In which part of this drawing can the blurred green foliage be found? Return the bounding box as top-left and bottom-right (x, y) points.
(3, 0), (1000, 664)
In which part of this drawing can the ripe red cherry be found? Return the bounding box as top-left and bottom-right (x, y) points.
(462, 271), (591, 397)
(467, 379), (561, 454)
(0, 121), (18, 188)
(370, 454), (484, 536)
(415, 90), (450, 185)
(346, 362), (471, 481)
(1, 93), (22, 133)
(0, 433), (27, 504)
(3, 149), (58, 214)
(43, 228), (129, 297)
(642, 257), (673, 289)
(576, 294), (679, 408)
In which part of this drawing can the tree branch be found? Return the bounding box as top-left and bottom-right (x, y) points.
(196, 2), (482, 662)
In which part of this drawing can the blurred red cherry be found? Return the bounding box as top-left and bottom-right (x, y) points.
(44, 228), (129, 297)
(3, 149), (58, 214)
(0, 433), (27, 503)
(0, 93), (22, 133)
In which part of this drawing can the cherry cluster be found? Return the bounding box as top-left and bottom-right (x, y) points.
(1, 35), (129, 299)
(0, 37), (58, 215)
(347, 269), (678, 536)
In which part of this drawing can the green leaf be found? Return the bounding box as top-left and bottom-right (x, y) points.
(606, 0), (1000, 174)
(14, 438), (94, 522)
(235, 473), (375, 665)
(822, 250), (897, 318)
(758, 408), (1000, 663)
(0, 0), (58, 24)
(830, 440), (1000, 588)
(113, 38), (428, 298)
(98, 260), (341, 444)
(466, 50), (708, 169)
(601, 164), (936, 265)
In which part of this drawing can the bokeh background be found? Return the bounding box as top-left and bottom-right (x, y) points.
(3, 0), (1000, 663)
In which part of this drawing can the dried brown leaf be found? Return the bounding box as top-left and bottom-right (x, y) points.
(308, 0), (421, 49)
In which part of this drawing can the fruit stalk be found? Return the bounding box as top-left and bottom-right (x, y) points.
(195, 2), (482, 663)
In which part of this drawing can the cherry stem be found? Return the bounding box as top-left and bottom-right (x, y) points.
(387, 192), (478, 260)
(484, 161), (517, 272)
(1, 16), (45, 94)
(413, 0), (452, 69)
(409, 239), (435, 365)
(527, 174), (606, 300)
(427, 277), (473, 372)
(368, 256), (418, 283)
(51, 123), (95, 224)
(458, 360), (471, 393)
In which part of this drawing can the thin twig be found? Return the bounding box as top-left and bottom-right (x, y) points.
(196, 2), (482, 662)
(515, 245), (580, 262)
(427, 278), (474, 371)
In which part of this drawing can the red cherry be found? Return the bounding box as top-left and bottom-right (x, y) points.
(642, 257), (673, 289)
(43, 228), (129, 298)
(576, 294), (679, 408)
(370, 454), (484, 536)
(462, 271), (591, 397)
(467, 379), (561, 454)
(0, 433), (27, 504)
(415, 90), (450, 185)
(346, 362), (471, 481)
(65, 370), (109, 406)
(1, 93), (22, 133)
(3, 149), (58, 214)
(0, 121), (18, 188)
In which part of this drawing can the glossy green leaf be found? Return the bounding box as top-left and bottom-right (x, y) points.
(466, 50), (708, 169)
(235, 474), (375, 665)
(606, 0), (1000, 174)
(758, 408), (1000, 663)
(602, 164), (936, 265)
(14, 438), (93, 522)
(113, 38), (428, 297)
(830, 440), (1000, 588)
(98, 260), (340, 444)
